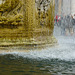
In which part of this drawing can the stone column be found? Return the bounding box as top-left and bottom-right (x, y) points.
(58, 0), (62, 15)
(71, 0), (75, 15)
(22, 0), (57, 45)
(23, 0), (35, 39)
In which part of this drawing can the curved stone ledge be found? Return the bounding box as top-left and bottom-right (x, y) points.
(0, 36), (57, 49)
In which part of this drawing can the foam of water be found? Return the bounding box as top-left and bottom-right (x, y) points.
(0, 36), (75, 61)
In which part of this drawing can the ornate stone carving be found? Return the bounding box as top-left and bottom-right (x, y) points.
(0, 0), (57, 47)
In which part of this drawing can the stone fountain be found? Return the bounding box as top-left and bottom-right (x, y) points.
(0, 0), (57, 49)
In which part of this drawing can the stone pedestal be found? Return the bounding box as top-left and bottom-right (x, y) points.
(0, 0), (57, 48)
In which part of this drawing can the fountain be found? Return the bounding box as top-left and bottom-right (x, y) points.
(1, 1), (75, 75)
(0, 0), (57, 49)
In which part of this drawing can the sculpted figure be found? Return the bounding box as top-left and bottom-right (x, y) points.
(0, 0), (23, 28)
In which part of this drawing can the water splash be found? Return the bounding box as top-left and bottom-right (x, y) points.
(0, 36), (75, 61)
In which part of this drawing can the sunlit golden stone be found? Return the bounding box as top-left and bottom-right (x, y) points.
(0, 0), (57, 47)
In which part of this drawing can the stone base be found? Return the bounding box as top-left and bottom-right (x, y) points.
(0, 35), (57, 50)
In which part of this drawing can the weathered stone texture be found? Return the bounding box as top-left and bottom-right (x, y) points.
(0, 0), (57, 46)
